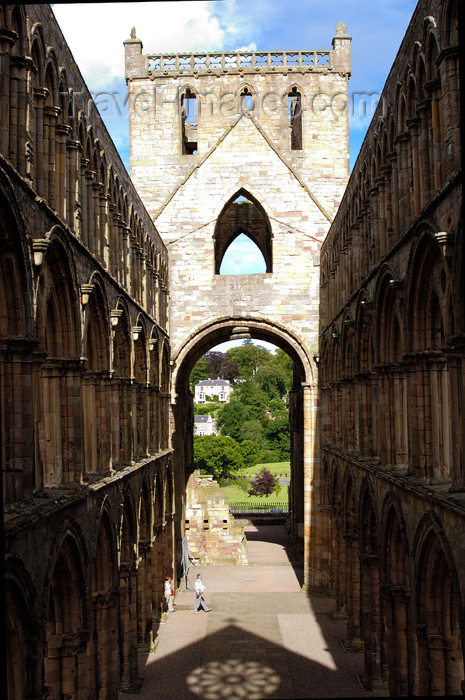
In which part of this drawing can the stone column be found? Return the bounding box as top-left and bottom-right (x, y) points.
(137, 544), (152, 648)
(101, 192), (110, 270)
(395, 131), (411, 231)
(82, 372), (98, 477)
(381, 584), (415, 696)
(43, 105), (60, 209)
(302, 381), (320, 591)
(406, 116), (421, 217)
(439, 48), (460, 174)
(0, 27), (15, 156)
(392, 367), (408, 468)
(360, 553), (386, 690)
(342, 532), (363, 651)
(91, 592), (119, 699)
(444, 344), (465, 491)
(332, 514), (347, 618)
(32, 87), (48, 195)
(85, 169), (97, 253)
(387, 151), (399, 237)
(91, 179), (103, 260)
(428, 354), (451, 483)
(9, 55), (31, 176)
(118, 567), (140, 691)
(417, 99), (432, 207)
(66, 139), (82, 234)
(55, 123), (71, 219)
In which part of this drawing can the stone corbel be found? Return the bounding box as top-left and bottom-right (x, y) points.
(434, 231), (455, 256)
(80, 283), (94, 307)
(132, 326), (142, 341)
(389, 279), (405, 290)
(110, 309), (123, 327)
(32, 238), (50, 267)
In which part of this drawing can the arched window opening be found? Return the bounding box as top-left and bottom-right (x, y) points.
(240, 86), (254, 113)
(219, 233), (267, 274)
(288, 87), (302, 150)
(181, 89), (198, 154)
(214, 190), (272, 274)
(416, 529), (464, 696)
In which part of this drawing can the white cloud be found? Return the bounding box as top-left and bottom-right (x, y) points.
(214, 339), (278, 353)
(52, 2), (226, 92)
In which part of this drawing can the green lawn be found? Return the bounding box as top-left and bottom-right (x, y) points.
(218, 462), (290, 504)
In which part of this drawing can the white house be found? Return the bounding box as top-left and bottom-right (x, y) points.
(194, 414), (216, 436)
(194, 378), (233, 404)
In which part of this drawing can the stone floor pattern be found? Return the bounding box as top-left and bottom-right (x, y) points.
(121, 524), (388, 699)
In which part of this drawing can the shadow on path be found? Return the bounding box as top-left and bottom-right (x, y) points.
(120, 525), (387, 699)
(242, 522), (304, 587)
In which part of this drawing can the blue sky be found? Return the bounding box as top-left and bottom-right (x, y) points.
(51, 0), (418, 350)
(52, 0), (418, 173)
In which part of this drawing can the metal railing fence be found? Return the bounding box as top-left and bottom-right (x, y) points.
(228, 502), (289, 515)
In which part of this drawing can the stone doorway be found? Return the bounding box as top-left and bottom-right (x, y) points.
(169, 318), (315, 585)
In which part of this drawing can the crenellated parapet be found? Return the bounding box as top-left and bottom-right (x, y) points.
(145, 50), (333, 77)
(125, 22), (351, 81)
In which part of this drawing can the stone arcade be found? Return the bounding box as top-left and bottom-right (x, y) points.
(1, 1), (463, 698)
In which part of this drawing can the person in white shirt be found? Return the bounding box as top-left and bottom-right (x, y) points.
(164, 576), (175, 612)
(193, 573), (211, 613)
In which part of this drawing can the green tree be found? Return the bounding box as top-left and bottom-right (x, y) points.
(226, 340), (270, 380)
(239, 440), (260, 469)
(216, 402), (251, 441)
(194, 402), (222, 415)
(233, 381), (268, 417)
(258, 448), (281, 463)
(264, 413), (291, 460)
(254, 364), (288, 401)
(190, 356), (210, 388)
(269, 348), (293, 388)
(241, 418), (264, 444)
(235, 476), (251, 495)
(193, 434), (244, 476)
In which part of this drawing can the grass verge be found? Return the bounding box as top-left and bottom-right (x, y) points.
(218, 462), (290, 503)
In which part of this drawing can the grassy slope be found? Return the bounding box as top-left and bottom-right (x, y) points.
(218, 461), (290, 503)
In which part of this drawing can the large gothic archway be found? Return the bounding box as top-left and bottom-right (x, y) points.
(169, 316), (319, 585)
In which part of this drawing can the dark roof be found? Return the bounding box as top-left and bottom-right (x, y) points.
(196, 379), (231, 387)
(194, 415), (211, 423)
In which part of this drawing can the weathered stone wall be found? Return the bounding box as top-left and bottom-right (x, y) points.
(318, 0), (463, 693)
(125, 32), (351, 216)
(125, 29), (351, 358)
(155, 116), (327, 358)
(125, 24), (351, 585)
(1, 5), (175, 698)
(185, 472), (248, 565)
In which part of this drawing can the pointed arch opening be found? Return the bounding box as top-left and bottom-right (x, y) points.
(181, 88), (198, 154)
(288, 87), (302, 150)
(415, 523), (464, 696)
(214, 189), (272, 274)
(239, 85), (255, 114)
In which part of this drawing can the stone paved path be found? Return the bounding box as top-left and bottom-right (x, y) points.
(121, 524), (387, 699)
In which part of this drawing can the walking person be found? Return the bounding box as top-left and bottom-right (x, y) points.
(193, 573), (211, 613)
(164, 576), (175, 612)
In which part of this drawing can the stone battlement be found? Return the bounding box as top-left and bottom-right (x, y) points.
(145, 50), (333, 77)
(125, 22), (351, 81)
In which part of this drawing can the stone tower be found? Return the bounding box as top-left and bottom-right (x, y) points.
(124, 26), (351, 585)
